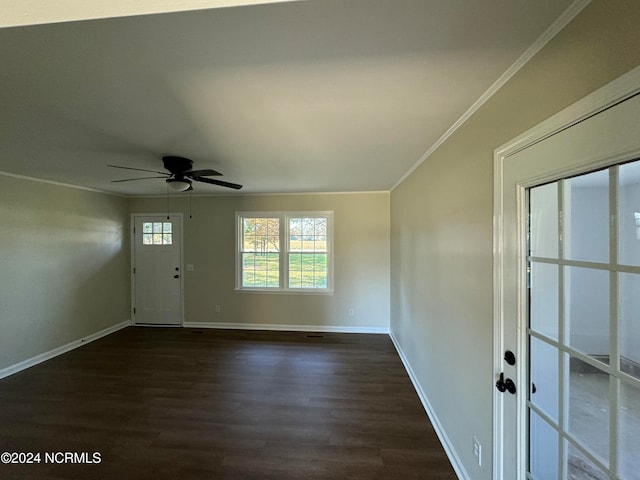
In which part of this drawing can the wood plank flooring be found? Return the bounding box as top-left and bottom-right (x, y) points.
(0, 327), (457, 479)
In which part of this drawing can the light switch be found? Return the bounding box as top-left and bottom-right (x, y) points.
(186, 264), (194, 271)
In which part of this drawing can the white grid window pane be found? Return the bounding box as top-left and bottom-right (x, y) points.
(288, 217), (328, 289)
(530, 182), (559, 259)
(528, 411), (558, 479)
(528, 160), (640, 480)
(241, 217), (280, 288)
(564, 170), (610, 264)
(237, 212), (332, 291)
(568, 357), (610, 466)
(143, 222), (172, 245)
(618, 161), (640, 266)
(288, 253), (327, 289)
(620, 380), (640, 479)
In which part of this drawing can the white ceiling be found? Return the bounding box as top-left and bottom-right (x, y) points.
(0, 0), (576, 195)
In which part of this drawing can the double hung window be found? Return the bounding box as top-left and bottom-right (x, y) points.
(236, 212), (333, 293)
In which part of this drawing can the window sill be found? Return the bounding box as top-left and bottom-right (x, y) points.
(234, 288), (334, 296)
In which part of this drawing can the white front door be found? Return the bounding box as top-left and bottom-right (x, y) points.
(494, 70), (640, 479)
(132, 214), (183, 326)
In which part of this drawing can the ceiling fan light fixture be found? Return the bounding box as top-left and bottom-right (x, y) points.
(167, 178), (192, 192)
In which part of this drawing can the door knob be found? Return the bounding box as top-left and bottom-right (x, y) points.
(496, 373), (516, 394)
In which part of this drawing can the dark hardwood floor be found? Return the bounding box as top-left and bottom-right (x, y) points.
(0, 327), (457, 479)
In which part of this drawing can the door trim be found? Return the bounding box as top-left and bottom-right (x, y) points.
(492, 65), (640, 479)
(130, 213), (185, 327)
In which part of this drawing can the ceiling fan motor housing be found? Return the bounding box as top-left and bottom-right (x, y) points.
(162, 156), (194, 175)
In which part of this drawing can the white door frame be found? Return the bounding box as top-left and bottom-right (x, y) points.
(492, 66), (640, 479)
(130, 212), (185, 326)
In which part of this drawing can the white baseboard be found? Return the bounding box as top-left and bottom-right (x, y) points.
(389, 331), (469, 480)
(0, 320), (131, 380)
(182, 321), (389, 334)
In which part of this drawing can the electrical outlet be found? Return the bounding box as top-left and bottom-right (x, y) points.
(348, 308), (355, 317)
(215, 305), (221, 313)
(473, 435), (482, 467)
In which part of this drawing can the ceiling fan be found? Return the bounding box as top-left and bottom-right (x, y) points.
(108, 156), (242, 191)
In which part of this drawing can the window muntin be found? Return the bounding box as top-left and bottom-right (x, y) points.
(142, 221), (173, 245)
(237, 212), (333, 292)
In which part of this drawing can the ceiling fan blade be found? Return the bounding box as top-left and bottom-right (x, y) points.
(193, 176), (243, 190)
(108, 164), (169, 175)
(185, 169), (222, 177)
(111, 176), (169, 183)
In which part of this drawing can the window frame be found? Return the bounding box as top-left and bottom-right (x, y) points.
(235, 211), (334, 294)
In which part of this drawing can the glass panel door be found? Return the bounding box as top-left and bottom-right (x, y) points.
(527, 160), (640, 480)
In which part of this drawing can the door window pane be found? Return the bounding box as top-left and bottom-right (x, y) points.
(619, 273), (640, 380)
(566, 442), (608, 480)
(564, 170), (609, 264)
(528, 162), (640, 480)
(530, 182), (559, 259)
(568, 356), (609, 465)
(565, 266), (609, 363)
(530, 262), (559, 340)
(529, 411), (558, 479)
(142, 222), (172, 245)
(619, 380), (640, 479)
(530, 337), (559, 422)
(618, 160), (640, 266)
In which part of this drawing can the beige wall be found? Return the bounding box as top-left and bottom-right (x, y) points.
(129, 192), (390, 330)
(0, 182), (388, 372)
(0, 174), (130, 370)
(390, 2), (640, 478)
(2, 2), (639, 475)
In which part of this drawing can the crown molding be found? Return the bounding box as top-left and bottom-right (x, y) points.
(391, 0), (592, 192)
(0, 0), (305, 28)
(0, 171), (125, 197)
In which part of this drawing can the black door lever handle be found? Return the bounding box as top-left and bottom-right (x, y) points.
(496, 372), (516, 394)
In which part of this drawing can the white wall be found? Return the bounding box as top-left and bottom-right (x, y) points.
(129, 192), (390, 331)
(0, 174), (130, 371)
